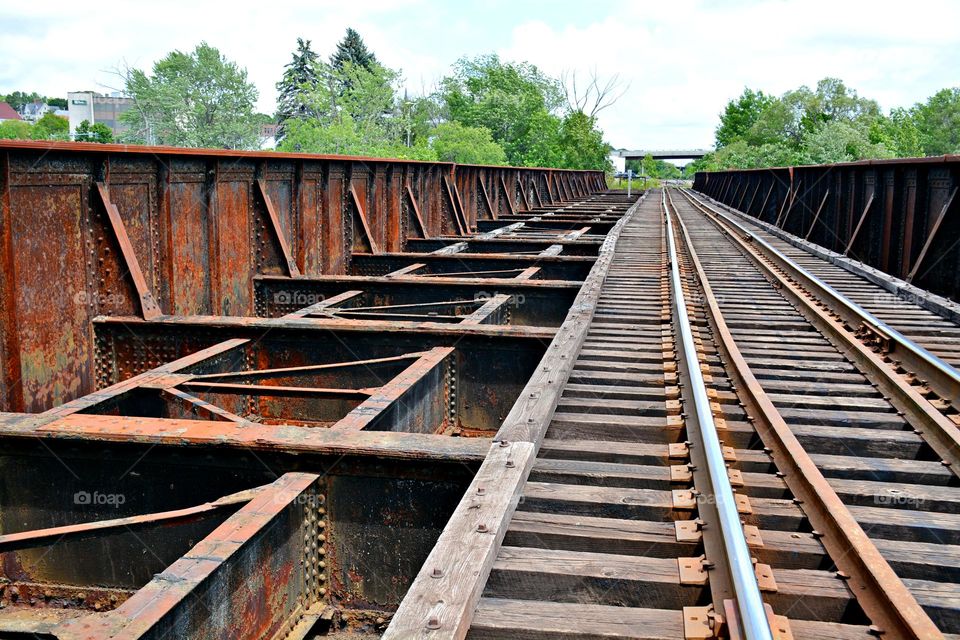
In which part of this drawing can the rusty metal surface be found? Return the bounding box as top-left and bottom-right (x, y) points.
(695, 156), (960, 301)
(0, 139), (623, 638)
(0, 140), (604, 413)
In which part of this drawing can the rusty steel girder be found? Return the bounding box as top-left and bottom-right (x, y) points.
(0, 139), (626, 638)
(0, 140), (604, 413)
(694, 156), (960, 301)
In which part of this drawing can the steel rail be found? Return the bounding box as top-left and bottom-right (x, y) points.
(666, 188), (944, 639)
(662, 190), (774, 640)
(679, 188), (960, 473)
(682, 188), (960, 403)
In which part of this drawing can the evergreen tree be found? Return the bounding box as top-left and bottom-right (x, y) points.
(276, 38), (320, 142)
(331, 28), (377, 72)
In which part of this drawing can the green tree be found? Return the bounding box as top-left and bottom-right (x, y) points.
(0, 120), (33, 139)
(75, 119), (113, 143)
(800, 119), (892, 164)
(47, 98), (67, 109)
(32, 112), (68, 140)
(276, 38), (320, 143)
(429, 122), (505, 164)
(869, 108), (922, 157)
(715, 88), (774, 148)
(441, 54), (564, 166)
(913, 87), (960, 155)
(331, 28), (378, 72)
(555, 111), (611, 170)
(2, 91), (41, 112)
(641, 153), (655, 176)
(745, 98), (799, 147)
(800, 78), (880, 131)
(120, 42), (260, 149)
(279, 59), (411, 157)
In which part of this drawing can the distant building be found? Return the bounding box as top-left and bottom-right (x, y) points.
(67, 91), (133, 139)
(608, 150), (626, 174)
(21, 101), (52, 122)
(0, 102), (22, 121)
(259, 123), (279, 150)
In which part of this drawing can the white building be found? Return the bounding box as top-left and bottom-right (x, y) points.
(67, 91), (133, 139)
(608, 149), (626, 174)
(21, 101), (52, 123)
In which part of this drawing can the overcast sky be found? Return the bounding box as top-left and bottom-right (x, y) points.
(2, 0), (958, 150)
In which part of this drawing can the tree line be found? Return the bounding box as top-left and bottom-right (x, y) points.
(690, 78), (960, 172)
(113, 30), (615, 169)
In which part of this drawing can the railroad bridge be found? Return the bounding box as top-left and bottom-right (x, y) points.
(0, 140), (959, 639)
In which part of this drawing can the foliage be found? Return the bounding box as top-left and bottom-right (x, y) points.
(279, 58), (418, 158)
(441, 54), (565, 166)
(276, 37), (614, 169)
(276, 38), (320, 143)
(913, 88), (960, 156)
(715, 88), (774, 148)
(699, 77), (937, 170)
(627, 155), (681, 179)
(0, 112), (68, 141)
(75, 119), (114, 143)
(2, 91), (42, 111)
(429, 121), (505, 164)
(120, 42), (261, 149)
(2, 92), (67, 113)
(555, 111), (611, 170)
(32, 112), (69, 140)
(331, 28), (377, 72)
(800, 119), (892, 164)
(0, 119), (33, 139)
(869, 108), (923, 157)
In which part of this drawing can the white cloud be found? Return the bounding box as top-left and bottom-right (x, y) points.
(499, 0), (960, 149)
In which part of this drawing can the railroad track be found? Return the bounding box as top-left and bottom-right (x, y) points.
(388, 186), (960, 639)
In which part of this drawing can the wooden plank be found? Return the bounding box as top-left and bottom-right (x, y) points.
(519, 482), (675, 519)
(484, 547), (694, 608)
(504, 511), (696, 557)
(471, 599), (684, 640)
(471, 599), (872, 640)
(384, 193), (645, 639)
(381, 441), (535, 639)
